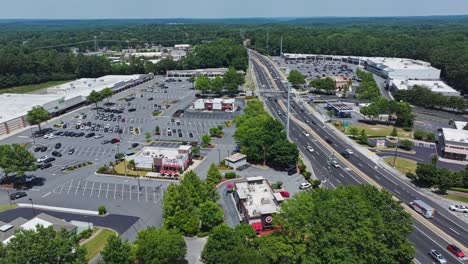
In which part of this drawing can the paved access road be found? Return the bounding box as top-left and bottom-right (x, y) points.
(251, 50), (468, 264)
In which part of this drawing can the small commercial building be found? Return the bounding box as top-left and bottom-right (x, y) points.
(0, 213), (78, 245)
(441, 128), (468, 160)
(389, 79), (460, 97)
(326, 101), (353, 118)
(225, 153), (247, 169)
(233, 176), (283, 234)
(129, 145), (192, 175)
(193, 98), (235, 111)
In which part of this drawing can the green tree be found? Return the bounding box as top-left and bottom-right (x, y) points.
(223, 67), (244, 94)
(202, 224), (243, 264)
(202, 134), (211, 147)
(276, 185), (415, 263)
(87, 90), (103, 113)
(101, 234), (132, 264)
(358, 129), (368, 145)
(207, 163), (222, 184)
(0, 144), (37, 177)
(211, 76), (224, 94)
(144, 131), (152, 142)
(287, 70), (306, 87)
(349, 127), (359, 138)
(1, 225), (86, 264)
(100, 87), (113, 103)
(199, 200), (224, 231)
(400, 139), (414, 151)
(195, 75), (212, 94)
(309, 77), (336, 93)
(192, 145), (200, 157)
(26, 106), (50, 132)
(390, 127), (398, 137)
(135, 227), (186, 264)
(155, 125), (160, 135)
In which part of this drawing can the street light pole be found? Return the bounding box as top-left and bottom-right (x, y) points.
(217, 149), (221, 165)
(286, 82), (291, 138)
(30, 127), (36, 145)
(29, 198), (36, 217)
(393, 137), (399, 167)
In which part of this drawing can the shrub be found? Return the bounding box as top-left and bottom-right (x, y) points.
(272, 181), (283, 189)
(224, 172), (236, 179)
(304, 171), (312, 179)
(311, 179), (322, 189)
(399, 139), (414, 151)
(98, 205), (107, 215)
(414, 130), (426, 140)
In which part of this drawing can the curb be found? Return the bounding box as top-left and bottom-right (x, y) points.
(17, 203), (99, 216)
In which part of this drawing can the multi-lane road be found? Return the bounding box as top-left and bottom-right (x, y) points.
(250, 50), (468, 263)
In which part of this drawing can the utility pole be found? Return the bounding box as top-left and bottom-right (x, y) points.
(286, 81), (291, 138)
(392, 137), (399, 166)
(280, 35), (283, 57)
(29, 198), (36, 217)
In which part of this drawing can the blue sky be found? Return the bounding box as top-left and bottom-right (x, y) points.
(1, 0), (468, 19)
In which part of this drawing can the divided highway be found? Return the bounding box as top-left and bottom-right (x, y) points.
(250, 50), (468, 263)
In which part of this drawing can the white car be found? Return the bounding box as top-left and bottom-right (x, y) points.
(299, 182), (312, 190)
(105, 124), (111, 129)
(449, 204), (468, 213)
(76, 121), (82, 126)
(48, 134), (57, 139)
(307, 146), (314, 152)
(94, 134), (104, 139)
(331, 160), (341, 168)
(37, 156), (48, 163)
(303, 131), (310, 137)
(345, 148), (354, 155)
(43, 133), (52, 139)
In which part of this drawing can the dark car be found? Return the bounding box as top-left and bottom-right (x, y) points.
(55, 143), (62, 149)
(189, 132), (194, 138)
(128, 108), (136, 112)
(341, 151), (350, 158)
(69, 132), (76, 137)
(40, 163), (52, 170)
(40, 146), (48, 152)
(9, 192), (27, 200)
(325, 138), (333, 144)
(132, 143), (139, 148)
(286, 164), (297, 175)
(51, 151), (62, 157)
(68, 148), (75, 155)
(33, 146), (41, 152)
(111, 138), (120, 144)
(43, 157), (56, 163)
(101, 140), (111, 144)
(86, 132), (95, 138)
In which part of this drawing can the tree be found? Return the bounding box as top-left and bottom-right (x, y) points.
(101, 234), (132, 264)
(144, 131), (152, 142)
(202, 224), (242, 264)
(1, 225), (86, 264)
(26, 106), (50, 132)
(390, 127), (398, 137)
(0, 144), (37, 177)
(87, 90), (103, 112)
(202, 134), (211, 147)
(195, 75), (212, 94)
(211, 76), (224, 94)
(192, 145), (200, 157)
(276, 185), (414, 263)
(287, 70), (306, 87)
(223, 67), (244, 94)
(128, 159), (136, 170)
(400, 139), (414, 151)
(358, 129), (368, 145)
(309, 77), (336, 93)
(207, 163), (222, 184)
(349, 127), (359, 138)
(155, 125), (160, 134)
(199, 200), (224, 231)
(100, 87), (113, 103)
(135, 227), (186, 264)
(326, 110), (335, 121)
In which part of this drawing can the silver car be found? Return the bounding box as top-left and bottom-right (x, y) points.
(429, 249), (447, 264)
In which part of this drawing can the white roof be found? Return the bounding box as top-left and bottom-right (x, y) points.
(391, 79), (459, 95)
(454, 121), (468, 130)
(47, 75), (141, 100)
(20, 218), (52, 231)
(442, 128), (468, 143)
(0, 93), (64, 123)
(235, 177), (280, 217)
(367, 57), (433, 70)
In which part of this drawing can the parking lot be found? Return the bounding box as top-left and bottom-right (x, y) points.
(51, 179), (164, 204)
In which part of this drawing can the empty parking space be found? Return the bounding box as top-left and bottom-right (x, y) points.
(52, 179), (164, 203)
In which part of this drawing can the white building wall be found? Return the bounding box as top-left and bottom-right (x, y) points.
(385, 68), (441, 80)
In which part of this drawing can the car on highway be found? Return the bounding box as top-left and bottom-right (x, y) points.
(449, 204), (468, 213)
(40, 163), (52, 170)
(307, 145), (314, 152)
(37, 156), (48, 163)
(429, 249), (447, 264)
(277, 111), (282, 115)
(341, 151), (350, 158)
(9, 192), (27, 200)
(447, 244), (465, 258)
(331, 160), (340, 168)
(345, 149), (353, 155)
(325, 137), (332, 144)
(299, 182), (312, 190)
(303, 131), (310, 137)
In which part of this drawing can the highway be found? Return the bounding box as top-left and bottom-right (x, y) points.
(249, 50), (468, 264)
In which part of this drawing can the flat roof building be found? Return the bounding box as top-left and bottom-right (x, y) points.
(193, 98), (236, 111)
(389, 79), (460, 97)
(441, 127), (468, 160)
(365, 57), (440, 80)
(326, 101), (353, 118)
(233, 176), (282, 233)
(129, 144), (192, 175)
(225, 153), (247, 170)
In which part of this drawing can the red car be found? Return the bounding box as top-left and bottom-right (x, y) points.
(279, 191), (290, 198)
(447, 244), (465, 258)
(111, 138), (120, 144)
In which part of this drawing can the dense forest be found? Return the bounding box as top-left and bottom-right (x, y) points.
(1, 17), (468, 93)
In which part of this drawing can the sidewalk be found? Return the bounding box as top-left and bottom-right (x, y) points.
(17, 203), (99, 216)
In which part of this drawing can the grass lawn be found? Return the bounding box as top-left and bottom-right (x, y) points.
(0, 80), (71, 94)
(383, 156), (417, 175)
(348, 124), (412, 138)
(446, 193), (468, 203)
(0, 204), (18, 212)
(450, 187), (468, 193)
(113, 160), (148, 177)
(82, 228), (115, 261)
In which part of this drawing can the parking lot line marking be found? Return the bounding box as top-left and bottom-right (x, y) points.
(42, 192), (51, 198)
(75, 180), (81, 195)
(114, 184), (117, 200)
(145, 186), (148, 202)
(121, 184), (124, 200)
(82, 181), (88, 196)
(59, 184), (64, 194)
(97, 182), (102, 198)
(90, 182), (95, 197)
(153, 187), (157, 204)
(67, 179), (73, 194)
(129, 185), (132, 201)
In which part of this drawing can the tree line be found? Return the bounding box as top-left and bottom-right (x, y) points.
(408, 163), (468, 194)
(394, 85), (467, 112)
(233, 100), (299, 168)
(360, 97), (415, 129)
(355, 69), (381, 101)
(195, 67), (245, 95)
(0, 38), (247, 89)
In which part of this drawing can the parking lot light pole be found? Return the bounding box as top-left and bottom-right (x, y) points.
(217, 149), (221, 165)
(29, 198), (36, 217)
(30, 127), (36, 145)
